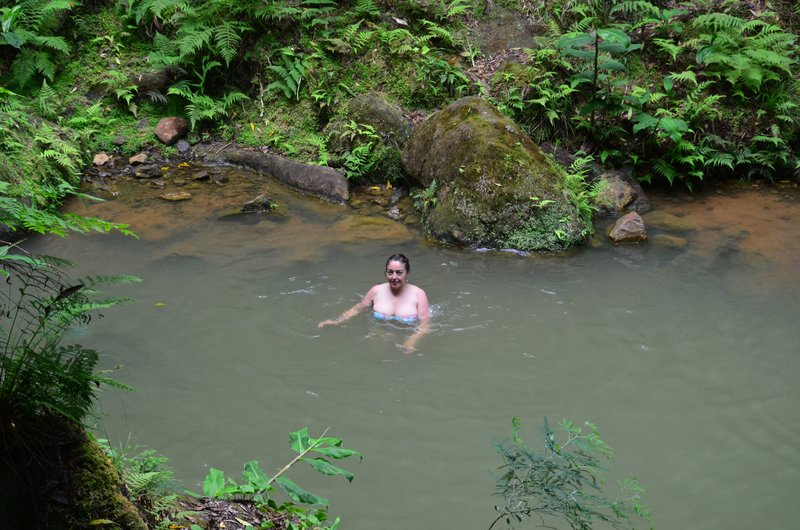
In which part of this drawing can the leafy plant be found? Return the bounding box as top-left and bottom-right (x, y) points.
(194, 427), (361, 530)
(267, 48), (308, 101)
(411, 179), (438, 214)
(490, 417), (652, 530)
(0, 248), (139, 423)
(1, 0), (74, 89)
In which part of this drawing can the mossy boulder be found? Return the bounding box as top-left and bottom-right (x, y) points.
(401, 96), (587, 251)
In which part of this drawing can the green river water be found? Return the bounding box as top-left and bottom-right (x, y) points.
(27, 166), (800, 529)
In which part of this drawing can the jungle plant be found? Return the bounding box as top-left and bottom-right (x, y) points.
(194, 427), (361, 530)
(411, 179), (438, 214)
(0, 248), (139, 424)
(1, 0), (74, 90)
(489, 417), (651, 530)
(689, 12), (797, 95)
(97, 435), (186, 526)
(561, 152), (601, 236)
(166, 57), (249, 130)
(267, 48), (308, 101)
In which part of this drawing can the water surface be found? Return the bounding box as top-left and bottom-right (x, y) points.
(28, 169), (800, 530)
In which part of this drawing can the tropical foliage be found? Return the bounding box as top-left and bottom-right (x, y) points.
(490, 417), (651, 530)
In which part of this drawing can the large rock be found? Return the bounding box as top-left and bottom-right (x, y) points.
(347, 93), (412, 148)
(209, 150), (349, 204)
(593, 168), (650, 216)
(155, 117), (189, 145)
(401, 96), (587, 251)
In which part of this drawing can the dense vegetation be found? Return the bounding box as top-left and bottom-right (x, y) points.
(1, 0), (797, 527)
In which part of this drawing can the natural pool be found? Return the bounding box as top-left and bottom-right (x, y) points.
(28, 168), (800, 530)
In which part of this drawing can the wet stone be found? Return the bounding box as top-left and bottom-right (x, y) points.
(160, 191), (192, 201)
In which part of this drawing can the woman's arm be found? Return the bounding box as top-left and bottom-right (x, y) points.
(402, 288), (430, 352)
(318, 286), (377, 328)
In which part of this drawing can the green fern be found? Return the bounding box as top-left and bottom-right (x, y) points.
(266, 50), (306, 101)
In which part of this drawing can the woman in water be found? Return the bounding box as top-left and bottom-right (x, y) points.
(318, 253), (430, 352)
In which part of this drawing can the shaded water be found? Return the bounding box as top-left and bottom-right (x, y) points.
(27, 168), (800, 529)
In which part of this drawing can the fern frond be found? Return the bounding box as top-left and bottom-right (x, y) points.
(652, 38), (683, 61)
(213, 21), (246, 66)
(32, 35), (70, 54)
(693, 13), (744, 32)
(611, 1), (659, 16)
(176, 27), (213, 58)
(354, 0), (380, 18)
(652, 159), (678, 184)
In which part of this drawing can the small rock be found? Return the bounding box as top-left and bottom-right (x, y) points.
(176, 139), (191, 153)
(213, 174), (229, 185)
(129, 152), (148, 165)
(192, 170), (210, 181)
(155, 117), (189, 145)
(149, 180), (165, 190)
(608, 212), (647, 243)
(112, 136), (127, 146)
(241, 194), (275, 213)
(133, 165), (159, 179)
(160, 191), (192, 201)
(93, 152), (110, 166)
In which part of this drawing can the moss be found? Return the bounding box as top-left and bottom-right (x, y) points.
(70, 433), (148, 530)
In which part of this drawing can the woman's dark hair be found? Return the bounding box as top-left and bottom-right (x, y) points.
(386, 253), (410, 273)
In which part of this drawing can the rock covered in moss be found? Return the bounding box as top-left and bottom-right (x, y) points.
(401, 96), (587, 251)
(593, 168), (650, 217)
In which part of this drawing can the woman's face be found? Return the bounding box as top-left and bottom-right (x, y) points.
(385, 260), (408, 290)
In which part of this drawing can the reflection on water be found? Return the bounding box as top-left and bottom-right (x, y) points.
(27, 168), (800, 530)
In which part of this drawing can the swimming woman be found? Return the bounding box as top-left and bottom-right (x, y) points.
(318, 253), (430, 352)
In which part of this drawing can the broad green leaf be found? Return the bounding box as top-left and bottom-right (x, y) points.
(597, 59), (627, 72)
(562, 48), (595, 60)
(632, 113), (659, 134)
(663, 75), (673, 92)
(243, 461), (271, 490)
(203, 468), (226, 497)
(557, 32), (592, 50)
(3, 31), (21, 48)
(289, 427), (311, 452)
(312, 446), (363, 460)
(301, 457), (355, 482)
(275, 476), (329, 506)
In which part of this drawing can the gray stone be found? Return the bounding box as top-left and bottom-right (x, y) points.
(347, 93), (412, 148)
(176, 139), (191, 153)
(209, 150), (349, 204)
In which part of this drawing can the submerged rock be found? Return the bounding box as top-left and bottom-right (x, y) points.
(160, 191), (192, 201)
(402, 96), (587, 251)
(241, 194), (275, 213)
(643, 210), (695, 232)
(208, 150), (349, 204)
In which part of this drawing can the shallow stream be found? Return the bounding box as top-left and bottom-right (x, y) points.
(27, 167), (800, 529)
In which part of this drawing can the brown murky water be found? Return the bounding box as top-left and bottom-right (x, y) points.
(29, 168), (800, 530)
